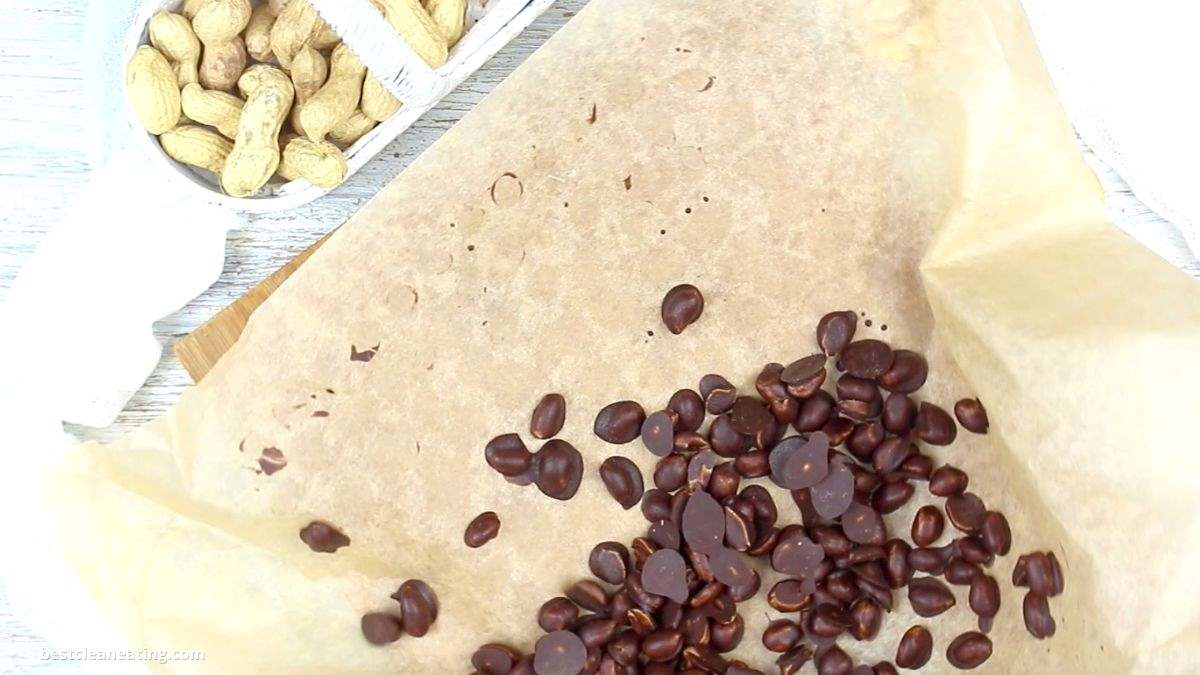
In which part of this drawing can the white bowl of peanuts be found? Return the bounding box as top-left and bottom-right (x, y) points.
(123, 0), (553, 212)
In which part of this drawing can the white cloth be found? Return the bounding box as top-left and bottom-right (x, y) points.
(1022, 0), (1200, 259)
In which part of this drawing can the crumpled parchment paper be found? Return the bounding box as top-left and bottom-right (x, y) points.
(36, 0), (1200, 672)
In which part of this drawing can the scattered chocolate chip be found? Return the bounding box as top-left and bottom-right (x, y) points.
(884, 539), (913, 589)
(979, 511), (1011, 555)
(929, 465), (969, 497)
(599, 456), (645, 509)
(567, 580), (611, 614)
(667, 389), (706, 432)
(810, 457), (855, 519)
(361, 612), (403, 645)
(944, 558), (980, 585)
(535, 440), (585, 500)
(836, 374), (879, 403)
(535, 630), (588, 675)
(774, 433), (831, 489)
(945, 492), (987, 534)
(794, 390), (836, 431)
(485, 433), (533, 477)
(707, 462), (741, 500)
(848, 597), (883, 640)
(641, 489), (672, 522)
(871, 436), (911, 475)
(473, 644), (519, 673)
(782, 354), (827, 384)
(881, 393), (917, 434)
(914, 402), (957, 445)
(681, 490), (725, 553)
(464, 511), (501, 548)
(730, 396), (774, 435)
(595, 401), (648, 444)
(653, 453), (689, 492)
(392, 579), (438, 637)
(641, 629), (684, 662)
(968, 574), (1000, 618)
(946, 632), (992, 669)
(896, 453), (933, 481)
(641, 411), (676, 457)
(894, 625), (933, 669)
(661, 284), (705, 334)
(771, 530), (825, 576)
(708, 546), (754, 587)
(841, 340), (895, 379)
(954, 398), (989, 434)
(776, 644), (815, 675)
(538, 597), (579, 633)
(846, 421), (885, 461)
(1017, 551), (1064, 597)
(648, 519), (681, 550)
(531, 393), (567, 439)
(911, 505), (945, 547)
(710, 614), (745, 652)
(871, 480), (914, 514)
(258, 447), (286, 475)
(762, 619), (803, 652)
(908, 577), (956, 617)
(642, 549), (689, 603)
(699, 374), (737, 414)
(842, 502), (886, 545)
(299, 521), (350, 553)
(817, 311), (858, 355)
(816, 643), (853, 675)
(686, 450), (720, 489)
(878, 350), (927, 393)
(1023, 591), (1057, 639)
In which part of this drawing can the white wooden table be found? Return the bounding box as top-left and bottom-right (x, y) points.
(0, 1), (1196, 671)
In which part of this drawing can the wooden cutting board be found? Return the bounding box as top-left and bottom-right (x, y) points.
(175, 234), (330, 382)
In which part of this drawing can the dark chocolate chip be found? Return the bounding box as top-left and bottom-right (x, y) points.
(589, 542), (630, 585)
(653, 453), (688, 492)
(944, 558), (980, 585)
(299, 521), (350, 553)
(536, 598), (577, 634)
(911, 505), (944, 547)
(848, 597), (883, 640)
(531, 393), (567, 439)
(535, 440), (585, 500)
(762, 619), (803, 652)
(667, 389), (706, 432)
(945, 492), (987, 534)
(642, 549), (689, 603)
(775, 432), (831, 489)
(699, 374), (737, 414)
(464, 511), (501, 548)
(953, 398), (989, 434)
(894, 625), (933, 669)
(770, 530), (825, 576)
(979, 511), (1011, 555)
(914, 402), (957, 445)
(681, 490), (725, 553)
(878, 350), (927, 393)
(473, 644), (518, 674)
(884, 539), (912, 589)
(929, 465), (969, 497)
(841, 340), (895, 379)
(1023, 591), (1056, 639)
(817, 311), (858, 355)
(842, 502), (885, 545)
(641, 411), (676, 457)
(258, 447), (286, 475)
(871, 480), (914, 514)
(708, 546), (754, 587)
(908, 577), (956, 617)
(595, 401), (647, 444)
(485, 433), (533, 477)
(946, 632), (992, 669)
(641, 489), (672, 522)
(871, 436), (911, 475)
(361, 613), (403, 645)
(535, 630), (588, 675)
(810, 457), (855, 519)
(968, 574), (1000, 618)
(599, 456), (644, 509)
(794, 391), (835, 431)
(661, 284), (705, 334)
(846, 421), (885, 461)
(392, 579), (438, 637)
(730, 396), (774, 435)
(881, 393), (917, 434)
(648, 519), (681, 550)
(782, 354), (827, 384)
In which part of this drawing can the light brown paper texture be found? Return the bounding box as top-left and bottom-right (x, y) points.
(41, 0), (1200, 672)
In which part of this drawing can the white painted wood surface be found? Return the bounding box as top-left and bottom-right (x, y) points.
(0, 1), (1196, 671)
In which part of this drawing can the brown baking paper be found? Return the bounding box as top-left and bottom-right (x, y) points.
(39, 0), (1200, 672)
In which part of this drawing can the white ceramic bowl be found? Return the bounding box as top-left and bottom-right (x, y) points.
(123, 0), (555, 213)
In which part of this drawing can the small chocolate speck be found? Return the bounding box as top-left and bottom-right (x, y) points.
(660, 229), (666, 235)
(563, 202), (569, 208)
(326, 388), (335, 394)
(482, 320), (488, 326)
(310, 394), (316, 399)
(450, 222), (455, 228)
(624, 175), (632, 191)
(881, 325), (888, 331)
(865, 319), (873, 327)
(647, 330), (654, 336)
(259, 447), (287, 475)
(238, 439), (245, 452)
(698, 76), (715, 92)
(468, 245), (475, 251)
(685, 207), (692, 214)
(587, 104), (597, 124)
(312, 410), (329, 418)
(299, 521), (349, 553)
(702, 196), (709, 202)
(350, 344), (379, 362)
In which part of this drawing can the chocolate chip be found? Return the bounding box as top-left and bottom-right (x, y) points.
(567, 579), (611, 614)
(686, 450), (720, 489)
(653, 453), (689, 491)
(846, 421), (885, 461)
(954, 398), (989, 434)
(606, 630), (640, 664)
(648, 519), (681, 549)
(944, 558), (980, 585)
(661, 284), (705, 334)
(842, 502), (885, 545)
(505, 463), (539, 486)
(538, 597), (579, 632)
(641, 629), (684, 662)
(391, 579), (438, 637)
(361, 612), (403, 645)
(810, 603), (851, 638)
(642, 549), (689, 603)
(837, 397), (880, 421)
(826, 569), (858, 603)
(810, 457), (855, 519)
(774, 432), (831, 489)
(770, 530), (825, 576)
(1023, 591), (1056, 639)
(1017, 552), (1063, 597)
(884, 539), (913, 588)
(586, 542), (630, 586)
(946, 632), (992, 669)
(777, 644), (815, 675)
(535, 440), (585, 500)
(873, 662), (899, 675)
(595, 401), (647, 444)
(599, 456), (644, 509)
(895, 453), (933, 481)
(641, 489), (672, 522)
(911, 505), (944, 547)
(871, 436), (911, 475)
(668, 389), (706, 432)
(871, 480), (914, 514)
(816, 643), (853, 675)
(473, 644), (518, 673)
(258, 447), (286, 475)
(894, 625), (933, 669)
(699, 374), (737, 414)
(850, 463), (882, 497)
(299, 521), (350, 553)
(762, 619), (802, 652)
(841, 340), (894, 379)
(707, 462), (741, 501)
(794, 391), (835, 431)
(810, 525), (853, 557)
(681, 490), (725, 553)
(929, 465), (969, 496)
(878, 350), (927, 393)
(914, 402), (957, 445)
(836, 374), (879, 403)
(708, 546), (754, 587)
(674, 430), (711, 453)
(979, 511), (1011, 555)
(907, 547), (948, 575)
(577, 617), (618, 649)
(640, 411), (676, 457)
(485, 433), (533, 477)
(535, 630), (587, 675)
(531, 393), (567, 439)
(817, 311), (858, 355)
(782, 354), (827, 384)
(908, 577), (956, 617)
(730, 396), (773, 435)
(464, 511), (501, 548)
(723, 507), (754, 551)
(945, 492), (987, 534)
(968, 574), (1000, 618)
(881, 393), (917, 434)
(823, 417), (856, 446)
(710, 614), (745, 652)
(848, 597), (883, 640)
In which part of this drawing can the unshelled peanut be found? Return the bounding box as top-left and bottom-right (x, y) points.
(270, 0), (335, 68)
(181, 83), (243, 139)
(425, 0), (466, 46)
(199, 36), (247, 92)
(361, 76), (401, 122)
(298, 43), (365, 142)
(244, 3), (277, 62)
(278, 137), (348, 188)
(288, 45), (328, 134)
(127, 46), (182, 135)
(182, 0), (206, 20)
(160, 125), (234, 173)
(377, 0), (448, 68)
(221, 65), (294, 197)
(192, 0), (252, 46)
(328, 110), (377, 147)
(149, 12), (201, 85)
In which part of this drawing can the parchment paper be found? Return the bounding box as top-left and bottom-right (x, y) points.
(38, 0), (1200, 672)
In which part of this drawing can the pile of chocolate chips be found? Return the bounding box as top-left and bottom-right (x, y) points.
(462, 310), (1062, 673)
